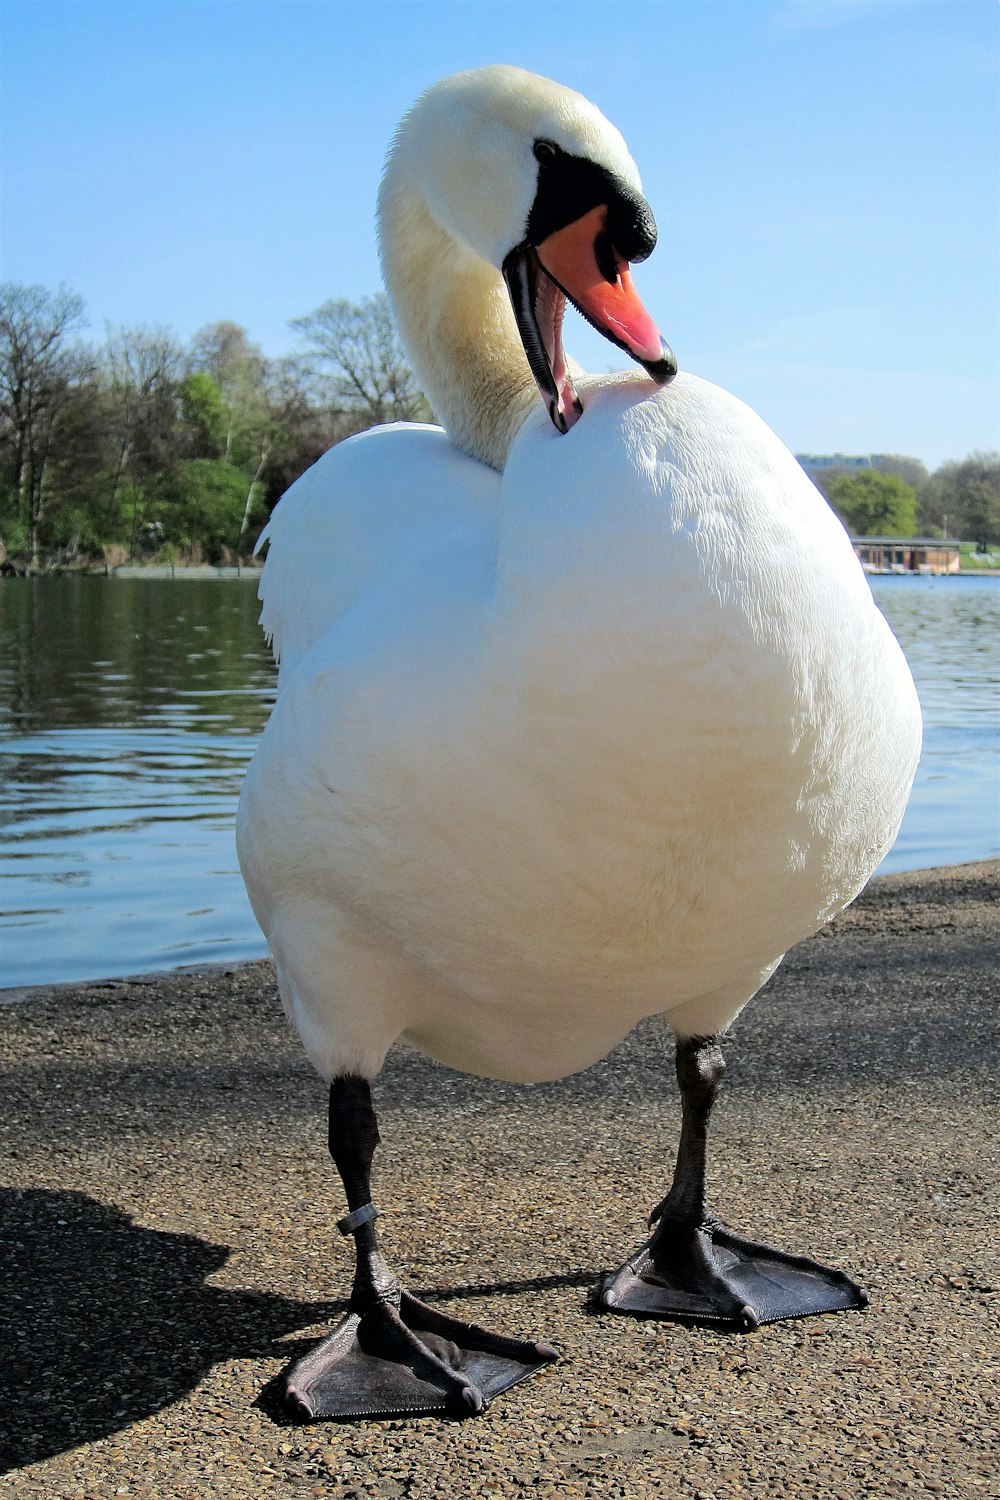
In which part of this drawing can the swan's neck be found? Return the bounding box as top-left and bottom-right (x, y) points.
(378, 176), (538, 473)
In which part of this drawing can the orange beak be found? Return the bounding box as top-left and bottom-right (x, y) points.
(536, 206), (676, 377)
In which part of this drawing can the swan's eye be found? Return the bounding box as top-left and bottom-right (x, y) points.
(533, 139), (560, 166)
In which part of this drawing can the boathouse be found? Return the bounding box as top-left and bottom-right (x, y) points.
(852, 537), (961, 575)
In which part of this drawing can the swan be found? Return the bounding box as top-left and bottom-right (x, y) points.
(236, 64), (921, 1419)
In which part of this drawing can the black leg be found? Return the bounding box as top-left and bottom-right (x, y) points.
(282, 1077), (557, 1420)
(599, 1035), (869, 1329)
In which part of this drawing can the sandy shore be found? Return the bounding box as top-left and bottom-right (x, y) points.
(2, 860), (997, 1499)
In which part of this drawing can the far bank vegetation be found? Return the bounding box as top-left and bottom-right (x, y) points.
(1, 281), (996, 573)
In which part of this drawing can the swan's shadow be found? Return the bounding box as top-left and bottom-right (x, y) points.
(1, 1186), (320, 1469)
(1, 1187), (591, 1463)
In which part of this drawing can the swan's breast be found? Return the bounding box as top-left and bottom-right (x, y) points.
(240, 375), (919, 1080)
(252, 376), (917, 1030)
(487, 372), (920, 914)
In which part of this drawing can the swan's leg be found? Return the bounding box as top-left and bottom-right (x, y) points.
(599, 1036), (869, 1329)
(283, 1077), (556, 1420)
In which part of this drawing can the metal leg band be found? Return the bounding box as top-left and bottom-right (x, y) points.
(336, 1202), (380, 1237)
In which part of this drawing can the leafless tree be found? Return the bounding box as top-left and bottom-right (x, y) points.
(0, 283), (86, 565)
(290, 293), (431, 431)
(256, 354), (340, 518)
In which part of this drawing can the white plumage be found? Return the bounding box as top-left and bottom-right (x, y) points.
(238, 366), (919, 1085)
(237, 67), (922, 1412)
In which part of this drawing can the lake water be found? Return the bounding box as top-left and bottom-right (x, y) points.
(1, 573), (997, 991)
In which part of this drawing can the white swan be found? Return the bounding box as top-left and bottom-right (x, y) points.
(236, 65), (921, 1419)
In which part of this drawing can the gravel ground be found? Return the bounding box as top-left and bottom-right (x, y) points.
(2, 860), (997, 1499)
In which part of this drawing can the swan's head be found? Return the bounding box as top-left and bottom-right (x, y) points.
(383, 65), (677, 435)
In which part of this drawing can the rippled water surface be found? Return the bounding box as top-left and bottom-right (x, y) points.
(1, 577), (275, 987)
(1, 573), (997, 989)
(868, 575), (999, 874)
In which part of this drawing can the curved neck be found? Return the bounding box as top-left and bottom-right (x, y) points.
(378, 172), (538, 473)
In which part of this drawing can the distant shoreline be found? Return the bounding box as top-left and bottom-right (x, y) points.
(4, 561), (999, 580)
(862, 567), (1000, 577)
(1, 561), (263, 579)
(110, 563), (262, 579)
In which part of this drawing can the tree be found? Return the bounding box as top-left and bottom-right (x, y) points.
(929, 452), (1000, 549)
(0, 283), (86, 565)
(290, 293), (431, 432)
(178, 370), (230, 459)
(101, 324), (185, 556)
(188, 322), (291, 551)
(189, 321), (268, 464)
(256, 354), (338, 520)
(170, 457), (249, 559)
(826, 471), (917, 537)
(870, 454), (930, 493)
(41, 373), (112, 557)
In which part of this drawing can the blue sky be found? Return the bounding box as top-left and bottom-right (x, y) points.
(1, 0), (997, 469)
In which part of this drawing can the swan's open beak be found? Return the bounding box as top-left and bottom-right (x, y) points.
(539, 206), (677, 380)
(502, 246), (583, 434)
(503, 204), (677, 437)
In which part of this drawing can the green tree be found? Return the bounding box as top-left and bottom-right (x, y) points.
(42, 374), (113, 556)
(827, 471), (917, 537)
(871, 454), (933, 530)
(169, 458), (248, 560)
(179, 371), (230, 459)
(930, 452), (1000, 548)
(189, 321), (267, 464)
(187, 323), (292, 551)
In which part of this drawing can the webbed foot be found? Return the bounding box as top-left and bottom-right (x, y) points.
(288, 1076), (557, 1420)
(599, 1219), (868, 1329)
(285, 1287), (557, 1419)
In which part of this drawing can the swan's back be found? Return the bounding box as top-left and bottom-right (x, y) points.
(256, 423), (500, 689)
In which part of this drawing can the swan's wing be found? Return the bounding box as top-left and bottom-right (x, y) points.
(255, 422), (500, 689)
